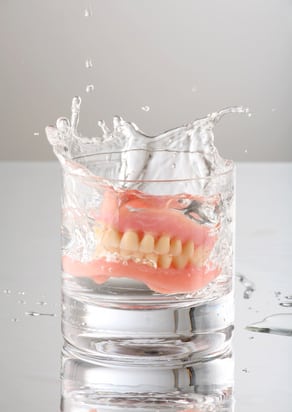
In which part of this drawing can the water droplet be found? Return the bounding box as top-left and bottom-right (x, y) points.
(141, 106), (150, 112)
(285, 295), (292, 300)
(17, 299), (26, 305)
(33, 132), (40, 136)
(11, 318), (19, 322)
(56, 117), (70, 134)
(191, 86), (198, 93)
(25, 311), (56, 317)
(247, 113), (252, 118)
(279, 302), (292, 307)
(36, 301), (47, 306)
(246, 313), (292, 337)
(274, 291), (281, 298)
(84, 8), (92, 17)
(242, 368), (249, 373)
(244, 149), (248, 154)
(271, 108), (277, 112)
(236, 273), (255, 299)
(86, 84), (95, 93)
(3, 289), (11, 294)
(171, 163), (176, 169)
(85, 59), (93, 69)
(18, 291), (25, 295)
(249, 336), (255, 340)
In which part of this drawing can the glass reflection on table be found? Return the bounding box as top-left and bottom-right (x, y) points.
(61, 343), (233, 412)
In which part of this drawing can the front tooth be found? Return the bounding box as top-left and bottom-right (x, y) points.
(140, 233), (154, 253)
(173, 254), (188, 269)
(169, 238), (182, 256)
(155, 235), (170, 254)
(102, 227), (121, 249)
(120, 230), (139, 251)
(183, 240), (194, 258)
(158, 254), (172, 269)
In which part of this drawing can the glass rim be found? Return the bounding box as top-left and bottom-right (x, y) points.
(66, 159), (235, 183)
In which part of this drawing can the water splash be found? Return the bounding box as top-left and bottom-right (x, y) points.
(84, 8), (92, 17)
(86, 84), (94, 93)
(246, 313), (292, 337)
(46, 97), (249, 188)
(85, 59), (93, 69)
(236, 273), (255, 299)
(141, 105), (150, 112)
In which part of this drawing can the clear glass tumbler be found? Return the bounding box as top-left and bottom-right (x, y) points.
(60, 153), (235, 364)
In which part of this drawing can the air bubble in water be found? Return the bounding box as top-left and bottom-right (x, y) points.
(85, 59), (93, 69)
(84, 8), (92, 17)
(3, 289), (11, 294)
(86, 84), (95, 93)
(141, 106), (150, 112)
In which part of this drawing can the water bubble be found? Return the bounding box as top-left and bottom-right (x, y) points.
(285, 295), (292, 300)
(17, 300), (26, 304)
(33, 132), (40, 136)
(85, 59), (93, 69)
(11, 318), (20, 322)
(242, 368), (249, 373)
(141, 106), (150, 112)
(18, 291), (25, 295)
(3, 289), (11, 294)
(86, 84), (95, 93)
(244, 149), (248, 154)
(84, 8), (92, 17)
(247, 112), (252, 118)
(249, 336), (255, 340)
(171, 163), (176, 169)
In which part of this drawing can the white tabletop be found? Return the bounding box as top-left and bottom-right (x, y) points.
(0, 162), (292, 411)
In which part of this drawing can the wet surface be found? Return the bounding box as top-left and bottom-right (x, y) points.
(1, 162), (292, 411)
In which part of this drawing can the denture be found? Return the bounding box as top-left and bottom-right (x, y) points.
(62, 188), (220, 294)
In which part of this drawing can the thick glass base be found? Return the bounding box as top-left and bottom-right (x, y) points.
(61, 343), (234, 412)
(62, 274), (234, 365)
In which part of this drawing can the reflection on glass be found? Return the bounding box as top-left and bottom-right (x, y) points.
(61, 343), (234, 411)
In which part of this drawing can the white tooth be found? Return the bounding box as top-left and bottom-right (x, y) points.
(190, 246), (209, 267)
(102, 227), (121, 249)
(183, 240), (194, 258)
(158, 254), (172, 269)
(139, 233), (155, 253)
(169, 238), (182, 256)
(120, 230), (139, 251)
(155, 235), (170, 254)
(173, 254), (188, 270)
